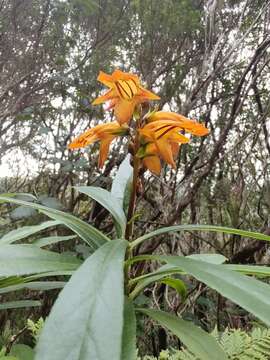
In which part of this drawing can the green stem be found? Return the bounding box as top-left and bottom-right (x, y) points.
(124, 115), (142, 294)
(125, 133), (141, 241)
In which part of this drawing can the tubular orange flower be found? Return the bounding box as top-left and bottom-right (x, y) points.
(141, 143), (161, 176)
(138, 111), (209, 174)
(92, 69), (160, 125)
(146, 111), (210, 136)
(68, 122), (128, 168)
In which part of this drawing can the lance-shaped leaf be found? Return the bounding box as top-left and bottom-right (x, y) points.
(161, 278), (187, 300)
(138, 309), (228, 360)
(131, 224), (270, 249)
(225, 264), (270, 276)
(0, 281), (66, 295)
(0, 300), (41, 310)
(0, 220), (61, 245)
(0, 245), (81, 276)
(130, 254), (270, 326)
(10, 344), (35, 360)
(162, 255), (270, 326)
(0, 195), (109, 250)
(75, 186), (126, 237)
(121, 298), (137, 360)
(33, 235), (76, 247)
(188, 253), (227, 264)
(111, 155), (133, 213)
(130, 268), (186, 301)
(35, 239), (128, 360)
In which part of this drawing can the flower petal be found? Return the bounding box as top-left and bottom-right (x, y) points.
(156, 137), (175, 168)
(92, 89), (115, 105)
(98, 137), (114, 168)
(68, 129), (97, 149)
(112, 69), (139, 83)
(114, 99), (136, 125)
(168, 132), (189, 144)
(97, 71), (114, 87)
(139, 86), (160, 101)
(143, 155), (161, 175)
(171, 142), (180, 156)
(148, 111), (209, 136)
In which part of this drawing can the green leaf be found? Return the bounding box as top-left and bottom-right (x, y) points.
(129, 268), (184, 300)
(111, 155), (133, 212)
(127, 253), (226, 267)
(0, 221), (61, 245)
(0, 300), (41, 310)
(0, 195), (109, 250)
(0, 193), (37, 201)
(10, 206), (36, 220)
(131, 224), (270, 249)
(225, 264), (270, 277)
(128, 254), (225, 291)
(161, 278), (187, 299)
(0, 281), (66, 295)
(188, 253), (227, 264)
(138, 309), (228, 360)
(10, 344), (34, 360)
(75, 186), (126, 236)
(130, 254), (270, 326)
(162, 256), (270, 326)
(129, 264), (183, 285)
(33, 235), (76, 247)
(26, 271), (74, 280)
(121, 298), (136, 360)
(0, 245), (81, 276)
(35, 239), (128, 360)
(0, 276), (25, 287)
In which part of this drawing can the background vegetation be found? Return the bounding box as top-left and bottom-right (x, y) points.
(0, 0), (270, 357)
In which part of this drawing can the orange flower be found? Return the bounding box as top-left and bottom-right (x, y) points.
(146, 111), (210, 136)
(68, 122), (128, 168)
(138, 111), (209, 174)
(92, 69), (160, 125)
(141, 143), (161, 175)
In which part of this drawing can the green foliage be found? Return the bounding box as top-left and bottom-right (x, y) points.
(9, 344), (34, 360)
(111, 155), (133, 216)
(0, 301), (41, 311)
(0, 244), (80, 277)
(1, 160), (270, 359)
(131, 225), (270, 249)
(27, 318), (44, 343)
(0, 220), (61, 245)
(75, 186), (127, 237)
(0, 195), (109, 250)
(136, 328), (270, 360)
(122, 299), (137, 360)
(1, 0), (270, 358)
(35, 240), (128, 360)
(138, 309), (227, 360)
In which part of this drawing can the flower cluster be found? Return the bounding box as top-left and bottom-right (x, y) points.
(68, 69), (209, 174)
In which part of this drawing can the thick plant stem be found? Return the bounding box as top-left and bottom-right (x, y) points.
(124, 114), (142, 296)
(125, 153), (140, 240)
(124, 156), (140, 295)
(124, 130), (141, 295)
(125, 113), (142, 240)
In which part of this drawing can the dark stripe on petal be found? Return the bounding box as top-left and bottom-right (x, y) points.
(153, 124), (173, 137)
(128, 79), (138, 94)
(125, 81), (135, 97)
(156, 125), (176, 139)
(115, 81), (125, 99)
(116, 81), (132, 99)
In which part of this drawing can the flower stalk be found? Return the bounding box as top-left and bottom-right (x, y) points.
(125, 119), (141, 241)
